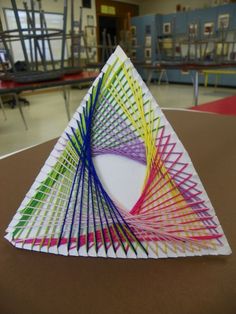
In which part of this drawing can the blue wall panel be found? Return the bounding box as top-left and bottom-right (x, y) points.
(131, 16), (145, 62)
(217, 3), (236, 30)
(131, 5), (236, 86)
(131, 15), (158, 79)
(175, 12), (187, 35)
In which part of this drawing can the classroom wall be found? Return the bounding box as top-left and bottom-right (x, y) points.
(114, 0), (140, 4)
(0, 0), (97, 62)
(139, 0), (217, 15)
(131, 3), (236, 86)
(0, 0), (97, 31)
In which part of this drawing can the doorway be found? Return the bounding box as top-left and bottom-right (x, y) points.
(98, 15), (118, 46)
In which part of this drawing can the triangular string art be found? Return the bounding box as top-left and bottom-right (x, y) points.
(5, 46), (231, 258)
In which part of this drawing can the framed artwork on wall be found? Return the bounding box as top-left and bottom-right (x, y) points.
(82, 0), (91, 9)
(145, 47), (152, 63)
(145, 25), (151, 35)
(189, 23), (198, 36)
(204, 22), (214, 35)
(218, 14), (230, 29)
(145, 35), (152, 47)
(87, 15), (94, 27)
(163, 22), (171, 35)
(130, 26), (136, 37)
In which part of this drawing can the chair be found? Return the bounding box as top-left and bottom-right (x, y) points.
(3, 94), (29, 109)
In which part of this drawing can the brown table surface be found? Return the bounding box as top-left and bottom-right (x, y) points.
(1, 110), (236, 314)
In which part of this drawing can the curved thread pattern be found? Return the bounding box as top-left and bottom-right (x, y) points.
(5, 49), (227, 258)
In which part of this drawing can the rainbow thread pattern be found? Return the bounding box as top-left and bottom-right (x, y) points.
(5, 47), (231, 258)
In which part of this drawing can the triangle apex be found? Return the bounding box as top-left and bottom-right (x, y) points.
(113, 45), (129, 62)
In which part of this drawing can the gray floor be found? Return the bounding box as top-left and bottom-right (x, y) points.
(1, 83), (235, 158)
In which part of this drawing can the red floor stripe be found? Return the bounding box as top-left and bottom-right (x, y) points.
(190, 95), (236, 116)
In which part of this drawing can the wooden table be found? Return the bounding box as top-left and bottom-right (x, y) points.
(0, 71), (98, 129)
(0, 110), (235, 314)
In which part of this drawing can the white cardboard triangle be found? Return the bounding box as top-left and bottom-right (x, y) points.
(5, 46), (231, 258)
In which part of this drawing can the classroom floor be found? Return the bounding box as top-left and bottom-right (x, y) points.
(190, 94), (236, 116)
(1, 83), (235, 158)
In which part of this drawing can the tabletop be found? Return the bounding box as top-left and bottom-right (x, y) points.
(142, 61), (236, 71)
(0, 71), (98, 94)
(0, 110), (236, 314)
